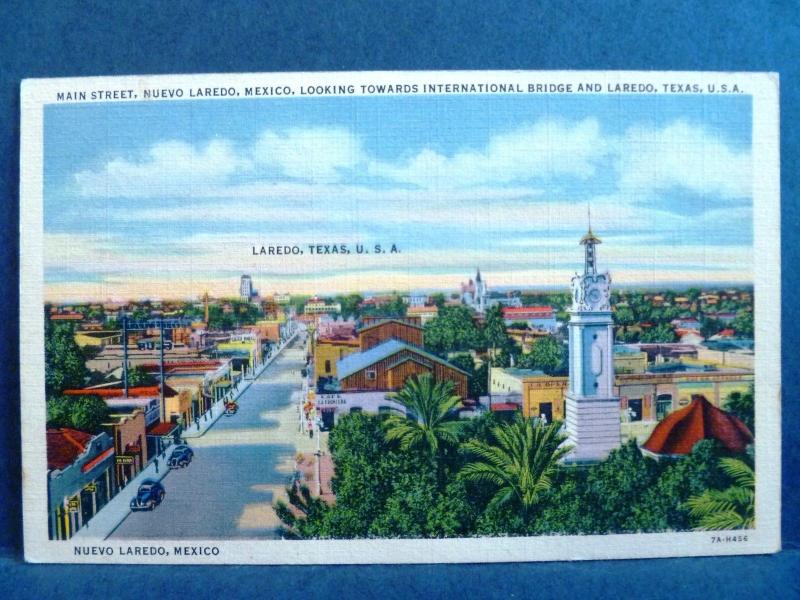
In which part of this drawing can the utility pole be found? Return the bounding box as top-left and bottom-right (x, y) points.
(122, 315), (129, 398)
(159, 319), (166, 423)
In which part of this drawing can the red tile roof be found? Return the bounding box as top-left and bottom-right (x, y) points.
(643, 395), (753, 455)
(47, 428), (93, 470)
(502, 306), (553, 316)
(81, 447), (114, 473)
(490, 402), (521, 412)
(146, 422), (179, 436)
(63, 385), (179, 398)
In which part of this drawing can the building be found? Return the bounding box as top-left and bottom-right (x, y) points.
(565, 226), (621, 462)
(47, 429), (115, 540)
(314, 336), (360, 386)
(73, 330), (122, 349)
(240, 274), (254, 300)
(406, 304), (439, 325)
(642, 395), (753, 456)
(461, 269), (488, 313)
(304, 297), (342, 314)
(104, 409), (148, 489)
(317, 316), (357, 339)
(696, 340), (754, 369)
(501, 306), (558, 332)
(402, 294), (429, 307)
(337, 339), (469, 398)
(613, 345), (648, 374)
(358, 318), (424, 351)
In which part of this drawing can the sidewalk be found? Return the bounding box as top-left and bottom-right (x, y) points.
(72, 452), (171, 540)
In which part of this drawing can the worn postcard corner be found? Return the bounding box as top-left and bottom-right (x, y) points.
(19, 70), (780, 564)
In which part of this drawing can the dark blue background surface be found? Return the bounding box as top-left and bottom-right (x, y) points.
(1, 1), (797, 597)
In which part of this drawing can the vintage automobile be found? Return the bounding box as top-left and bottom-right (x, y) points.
(224, 402), (238, 416)
(168, 444), (194, 469)
(129, 479), (166, 511)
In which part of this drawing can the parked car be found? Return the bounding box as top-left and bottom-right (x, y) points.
(130, 479), (165, 511)
(168, 445), (194, 469)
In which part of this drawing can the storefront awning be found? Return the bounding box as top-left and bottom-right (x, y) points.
(146, 422), (178, 436)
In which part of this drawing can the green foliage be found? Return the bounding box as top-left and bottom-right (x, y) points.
(724, 387), (754, 434)
(46, 395), (109, 433)
(459, 415), (572, 514)
(732, 310), (754, 337)
(447, 353), (486, 399)
(335, 293), (364, 319)
(483, 305), (509, 349)
(518, 336), (566, 375)
(275, 484), (332, 539)
(581, 440), (661, 533)
(700, 317), (722, 339)
(423, 305), (484, 356)
(639, 323), (677, 343)
(384, 373), (463, 454)
(686, 457), (755, 530)
(45, 320), (90, 395)
(613, 306), (635, 327)
(126, 365), (157, 387)
(207, 300), (261, 329)
(430, 293), (447, 309)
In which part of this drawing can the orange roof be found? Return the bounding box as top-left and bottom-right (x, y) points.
(502, 306), (553, 315)
(63, 385), (179, 398)
(318, 336), (359, 346)
(643, 395), (753, 455)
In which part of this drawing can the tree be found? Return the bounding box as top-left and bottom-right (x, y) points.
(46, 395), (109, 433)
(581, 440), (661, 533)
(700, 317), (722, 339)
(45, 320), (90, 395)
(518, 336), (566, 375)
(724, 386), (754, 434)
(430, 293), (446, 309)
(459, 415), (572, 515)
(613, 306), (635, 327)
(126, 365), (157, 387)
(686, 458), (755, 530)
(337, 293), (364, 319)
(483, 305), (509, 350)
(274, 484), (331, 539)
(639, 323), (677, 343)
(423, 305), (484, 356)
(384, 373), (463, 454)
(732, 310), (754, 337)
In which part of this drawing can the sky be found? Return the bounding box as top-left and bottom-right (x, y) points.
(43, 93), (753, 302)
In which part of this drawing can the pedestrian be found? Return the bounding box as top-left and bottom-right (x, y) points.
(197, 420), (201, 431)
(154, 457), (159, 474)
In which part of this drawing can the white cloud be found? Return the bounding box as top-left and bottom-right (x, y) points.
(253, 127), (364, 182)
(368, 118), (608, 188)
(75, 139), (248, 198)
(617, 120), (751, 198)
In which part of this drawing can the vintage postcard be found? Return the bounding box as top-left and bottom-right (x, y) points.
(20, 70), (781, 563)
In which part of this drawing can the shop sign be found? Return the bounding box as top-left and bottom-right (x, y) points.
(116, 455), (135, 465)
(67, 498), (80, 512)
(83, 482), (97, 493)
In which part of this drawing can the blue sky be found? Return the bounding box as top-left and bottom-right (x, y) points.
(43, 93), (753, 301)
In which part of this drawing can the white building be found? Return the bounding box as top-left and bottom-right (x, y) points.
(565, 228), (621, 462)
(461, 269), (488, 313)
(240, 275), (253, 300)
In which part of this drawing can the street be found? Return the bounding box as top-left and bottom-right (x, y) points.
(110, 336), (316, 539)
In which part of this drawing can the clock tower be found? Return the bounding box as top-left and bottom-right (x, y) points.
(565, 226), (621, 462)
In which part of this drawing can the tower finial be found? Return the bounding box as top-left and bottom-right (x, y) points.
(588, 203), (592, 233)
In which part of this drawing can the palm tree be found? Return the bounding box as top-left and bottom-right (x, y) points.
(384, 373), (463, 454)
(686, 457), (755, 530)
(459, 414), (572, 514)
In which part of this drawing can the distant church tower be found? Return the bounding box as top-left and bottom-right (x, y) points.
(475, 268), (487, 313)
(565, 225), (621, 462)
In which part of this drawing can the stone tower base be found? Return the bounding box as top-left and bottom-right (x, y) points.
(565, 394), (621, 463)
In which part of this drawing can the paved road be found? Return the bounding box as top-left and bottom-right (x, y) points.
(110, 336), (314, 540)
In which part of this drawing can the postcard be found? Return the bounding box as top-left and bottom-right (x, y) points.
(20, 70), (781, 563)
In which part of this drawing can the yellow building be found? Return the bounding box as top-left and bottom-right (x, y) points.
(314, 336), (360, 383)
(74, 330), (122, 348)
(491, 366), (753, 430)
(216, 333), (262, 370)
(613, 347), (648, 374)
